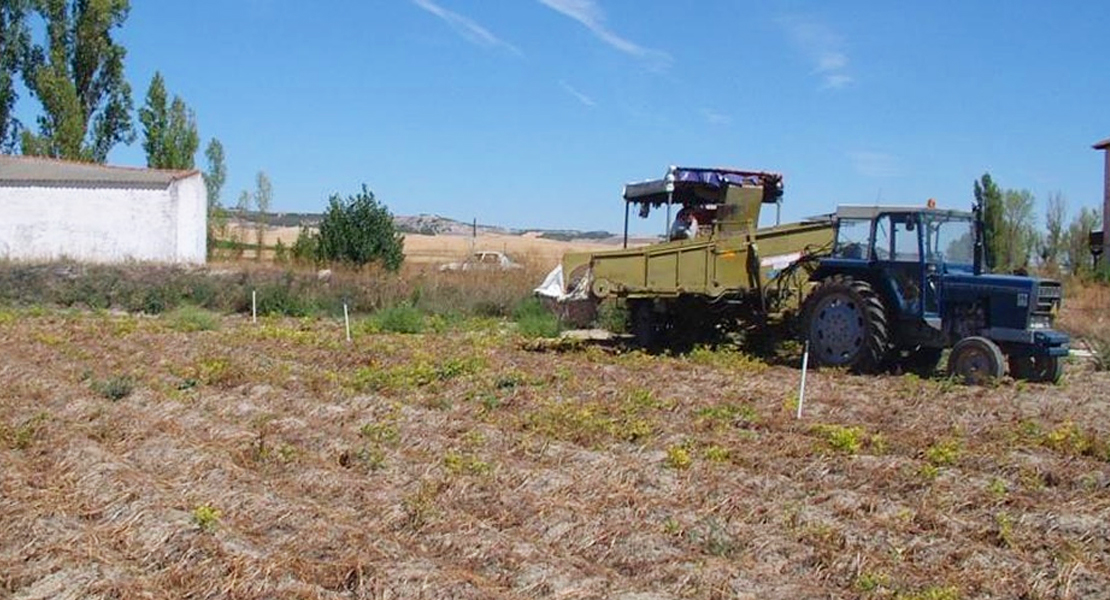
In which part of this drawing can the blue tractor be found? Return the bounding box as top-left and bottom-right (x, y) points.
(802, 203), (1069, 383)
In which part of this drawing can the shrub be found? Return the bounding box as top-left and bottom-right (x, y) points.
(514, 297), (561, 339)
(192, 504), (221, 532)
(811, 424), (866, 454)
(595, 299), (628, 333)
(255, 279), (312, 317)
(665, 444), (693, 469)
(291, 225), (318, 265)
(512, 296), (549, 320)
(368, 304), (426, 334)
(517, 312), (562, 339)
(165, 305), (221, 332)
(925, 438), (962, 466)
(92, 375), (134, 401)
(315, 185), (404, 271)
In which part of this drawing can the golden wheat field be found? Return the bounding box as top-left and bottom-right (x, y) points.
(1, 290), (1109, 598)
(233, 223), (618, 268)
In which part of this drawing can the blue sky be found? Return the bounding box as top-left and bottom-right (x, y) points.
(27, 1), (1110, 233)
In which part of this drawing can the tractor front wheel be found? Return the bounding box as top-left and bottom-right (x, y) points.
(948, 336), (1005, 385)
(1008, 355), (1063, 384)
(802, 275), (890, 373)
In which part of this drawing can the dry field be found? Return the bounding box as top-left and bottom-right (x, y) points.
(1, 301), (1109, 599)
(235, 224), (618, 268)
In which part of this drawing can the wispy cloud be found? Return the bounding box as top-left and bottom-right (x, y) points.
(849, 151), (903, 178)
(412, 0), (521, 55)
(778, 16), (853, 90)
(537, 0), (671, 68)
(701, 108), (732, 126)
(559, 80), (596, 107)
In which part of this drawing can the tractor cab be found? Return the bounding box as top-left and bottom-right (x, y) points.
(806, 203), (1068, 383)
(828, 205), (975, 321)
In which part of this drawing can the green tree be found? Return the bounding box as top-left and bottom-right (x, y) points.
(253, 171), (272, 260)
(138, 71), (198, 169)
(164, 97), (198, 167)
(21, 0), (133, 162)
(203, 138), (228, 259)
(1064, 207), (1100, 276)
(233, 189), (250, 258)
(138, 71), (166, 165)
(1041, 191), (1067, 273)
(315, 185), (404, 271)
(291, 225), (318, 264)
(0, 0), (31, 152)
(203, 138), (226, 209)
(998, 188), (1038, 272)
(974, 173), (1003, 271)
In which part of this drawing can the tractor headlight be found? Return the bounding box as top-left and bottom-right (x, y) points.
(1030, 314), (1052, 330)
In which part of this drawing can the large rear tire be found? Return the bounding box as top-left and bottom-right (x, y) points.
(802, 275), (890, 373)
(948, 336), (1005, 385)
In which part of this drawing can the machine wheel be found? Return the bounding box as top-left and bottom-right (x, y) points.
(901, 346), (943, 377)
(947, 336), (1005, 385)
(802, 275), (890, 373)
(1008, 355), (1064, 384)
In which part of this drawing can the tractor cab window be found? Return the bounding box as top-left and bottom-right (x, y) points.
(922, 213), (975, 267)
(873, 214), (921, 262)
(833, 218), (870, 259)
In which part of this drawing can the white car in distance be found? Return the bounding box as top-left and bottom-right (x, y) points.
(438, 250), (523, 272)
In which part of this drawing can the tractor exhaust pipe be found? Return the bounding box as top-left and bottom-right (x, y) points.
(973, 199), (984, 275)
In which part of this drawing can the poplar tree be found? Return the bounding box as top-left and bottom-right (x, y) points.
(973, 173), (1004, 271)
(0, 0), (30, 152)
(139, 71), (198, 169)
(203, 138), (226, 210)
(203, 138), (228, 257)
(253, 171), (272, 259)
(21, 0), (134, 162)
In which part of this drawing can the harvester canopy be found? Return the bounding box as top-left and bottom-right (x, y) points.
(622, 166), (784, 209)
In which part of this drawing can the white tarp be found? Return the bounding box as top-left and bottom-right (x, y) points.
(534, 264), (591, 302)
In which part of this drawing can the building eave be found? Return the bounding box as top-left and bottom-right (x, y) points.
(0, 154), (199, 188)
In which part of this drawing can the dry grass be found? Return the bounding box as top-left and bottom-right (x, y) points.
(0, 259), (553, 320)
(1, 308), (1109, 598)
(1059, 281), (1110, 342)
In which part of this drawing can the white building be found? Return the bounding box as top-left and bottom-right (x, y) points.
(0, 155), (207, 264)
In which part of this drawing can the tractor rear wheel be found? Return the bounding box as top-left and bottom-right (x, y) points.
(1008, 355), (1063, 384)
(802, 275), (890, 373)
(947, 336), (1004, 385)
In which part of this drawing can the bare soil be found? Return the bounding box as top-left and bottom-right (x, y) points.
(1, 307), (1108, 599)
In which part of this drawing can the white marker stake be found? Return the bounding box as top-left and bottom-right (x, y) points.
(252, 290), (257, 324)
(344, 303), (351, 342)
(797, 341), (810, 420)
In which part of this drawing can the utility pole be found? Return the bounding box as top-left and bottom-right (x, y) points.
(1095, 137), (1110, 263)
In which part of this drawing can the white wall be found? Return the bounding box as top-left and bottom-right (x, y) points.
(0, 172), (207, 264)
(172, 174), (208, 262)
